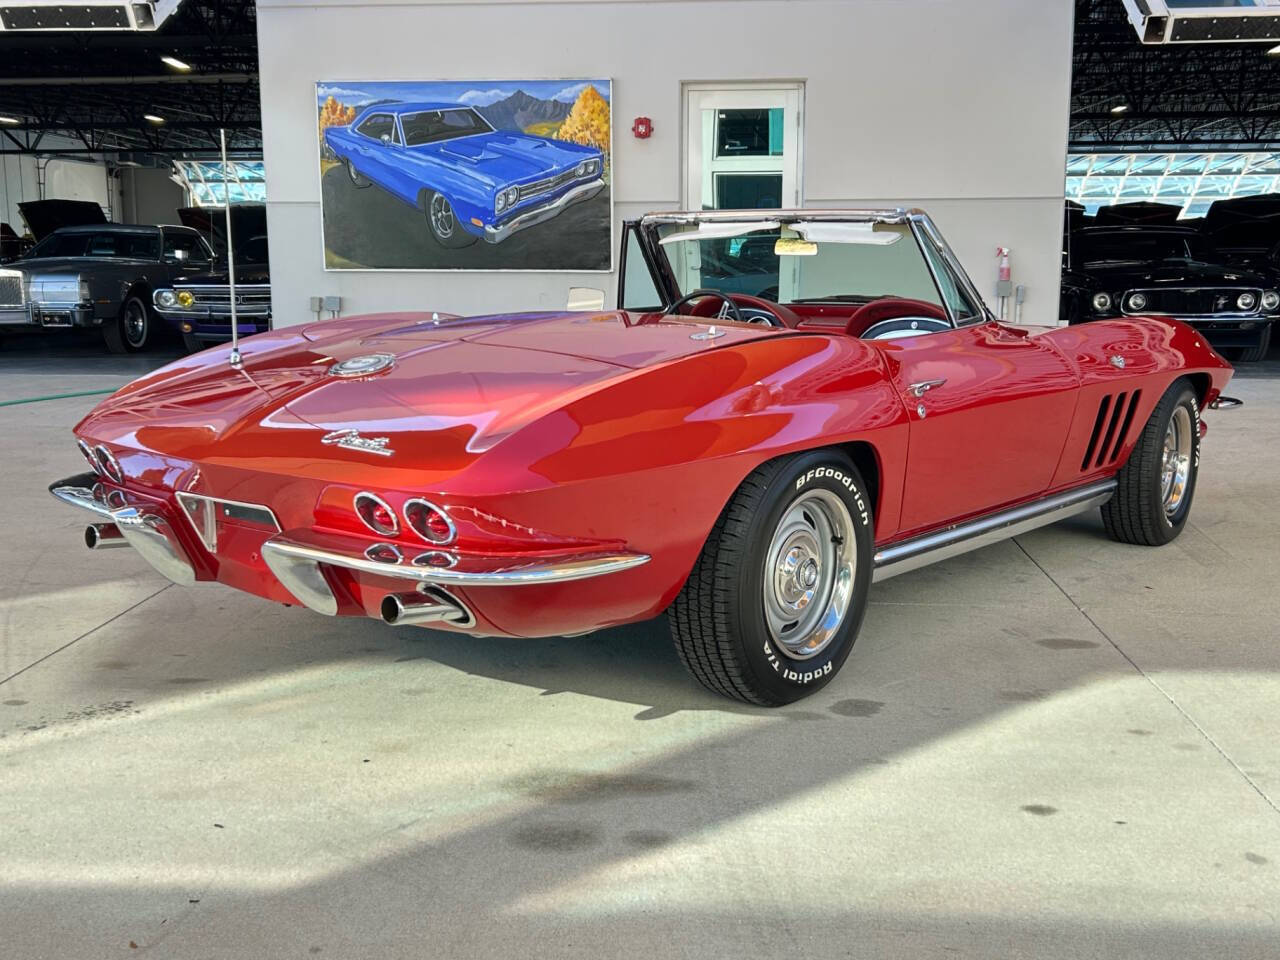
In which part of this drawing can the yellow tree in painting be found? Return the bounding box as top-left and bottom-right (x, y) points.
(556, 85), (611, 156)
(318, 96), (356, 138)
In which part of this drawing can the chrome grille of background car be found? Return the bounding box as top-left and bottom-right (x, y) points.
(180, 285), (272, 314)
(0, 273), (21, 307)
(1122, 287), (1261, 317)
(516, 168), (580, 202)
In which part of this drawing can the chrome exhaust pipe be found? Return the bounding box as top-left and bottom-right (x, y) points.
(85, 523), (128, 550)
(380, 590), (468, 627)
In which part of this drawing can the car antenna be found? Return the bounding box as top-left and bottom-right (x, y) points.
(220, 128), (242, 369)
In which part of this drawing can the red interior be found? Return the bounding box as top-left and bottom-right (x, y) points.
(680, 293), (948, 338)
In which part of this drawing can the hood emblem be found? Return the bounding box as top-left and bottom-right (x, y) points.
(329, 353), (396, 378)
(322, 428), (394, 457)
(690, 325), (726, 341)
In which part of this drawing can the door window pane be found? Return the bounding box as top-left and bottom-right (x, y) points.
(714, 173), (783, 210)
(715, 108), (783, 157)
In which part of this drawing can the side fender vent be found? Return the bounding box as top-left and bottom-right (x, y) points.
(1082, 394), (1112, 470)
(1082, 391), (1143, 471)
(1107, 390), (1142, 464)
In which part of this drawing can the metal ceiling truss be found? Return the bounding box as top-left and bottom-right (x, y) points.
(0, 0), (259, 156)
(1072, 0), (1280, 152)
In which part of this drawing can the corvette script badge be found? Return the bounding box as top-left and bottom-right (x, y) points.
(321, 428), (394, 457)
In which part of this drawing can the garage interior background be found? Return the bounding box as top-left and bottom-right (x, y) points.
(3, 0), (1280, 324)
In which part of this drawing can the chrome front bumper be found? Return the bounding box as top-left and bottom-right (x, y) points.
(484, 179), (604, 243)
(50, 473), (650, 621)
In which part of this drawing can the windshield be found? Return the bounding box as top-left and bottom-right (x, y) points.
(1077, 232), (1204, 264)
(27, 230), (159, 261)
(652, 221), (945, 307)
(400, 108), (494, 146)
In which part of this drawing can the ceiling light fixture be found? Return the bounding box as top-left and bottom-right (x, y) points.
(1110, 104), (1130, 114)
(0, 115), (18, 124)
(143, 113), (165, 124)
(1268, 44), (1280, 56)
(160, 55), (190, 71)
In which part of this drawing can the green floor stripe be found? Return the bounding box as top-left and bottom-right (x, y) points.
(0, 388), (116, 408)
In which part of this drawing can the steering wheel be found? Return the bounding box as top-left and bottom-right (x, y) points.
(663, 289), (744, 324)
(672, 291), (803, 329)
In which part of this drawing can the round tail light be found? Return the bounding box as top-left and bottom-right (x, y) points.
(404, 499), (455, 545)
(77, 439), (101, 475)
(94, 445), (123, 483)
(354, 492), (399, 536)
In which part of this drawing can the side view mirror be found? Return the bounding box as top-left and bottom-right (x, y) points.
(567, 287), (606, 312)
(381, 134), (392, 145)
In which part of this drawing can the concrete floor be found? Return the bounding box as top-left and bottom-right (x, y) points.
(1, 332), (1278, 959)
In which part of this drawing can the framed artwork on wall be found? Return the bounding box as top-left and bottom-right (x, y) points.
(316, 79), (613, 272)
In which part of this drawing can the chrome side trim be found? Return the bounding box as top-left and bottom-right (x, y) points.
(261, 536), (650, 616)
(872, 480), (1117, 582)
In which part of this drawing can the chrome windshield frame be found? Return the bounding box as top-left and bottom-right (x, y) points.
(632, 208), (996, 325)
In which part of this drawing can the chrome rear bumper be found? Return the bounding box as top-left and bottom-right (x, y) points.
(50, 474), (195, 585)
(50, 472), (651, 622)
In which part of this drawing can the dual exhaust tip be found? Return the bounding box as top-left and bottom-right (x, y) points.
(380, 588), (473, 627)
(87, 522), (473, 628)
(85, 523), (127, 550)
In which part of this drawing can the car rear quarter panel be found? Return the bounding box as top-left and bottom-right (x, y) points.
(1040, 316), (1232, 489)
(445, 333), (909, 637)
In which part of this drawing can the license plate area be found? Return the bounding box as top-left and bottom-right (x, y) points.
(176, 492), (280, 554)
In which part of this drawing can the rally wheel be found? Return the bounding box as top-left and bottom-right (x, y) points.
(1102, 378), (1200, 547)
(346, 158), (371, 188)
(668, 450), (874, 705)
(424, 191), (477, 249)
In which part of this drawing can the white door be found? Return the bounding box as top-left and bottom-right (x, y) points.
(684, 83), (803, 212)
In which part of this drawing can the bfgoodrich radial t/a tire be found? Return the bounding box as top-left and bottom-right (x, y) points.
(668, 450), (874, 705)
(1102, 377), (1200, 547)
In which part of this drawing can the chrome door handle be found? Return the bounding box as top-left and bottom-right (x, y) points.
(909, 378), (946, 397)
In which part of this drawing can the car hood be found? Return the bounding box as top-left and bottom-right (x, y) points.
(422, 133), (595, 179)
(170, 262), (270, 285)
(13, 256), (155, 275)
(1076, 259), (1272, 288)
(75, 310), (782, 486)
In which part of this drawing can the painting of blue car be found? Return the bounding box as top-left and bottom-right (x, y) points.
(317, 80), (612, 271)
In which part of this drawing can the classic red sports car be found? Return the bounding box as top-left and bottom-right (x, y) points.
(51, 209), (1237, 704)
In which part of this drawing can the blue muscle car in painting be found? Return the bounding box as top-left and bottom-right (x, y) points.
(323, 101), (605, 247)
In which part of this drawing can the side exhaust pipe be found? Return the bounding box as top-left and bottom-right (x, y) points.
(85, 523), (128, 550)
(380, 588), (472, 627)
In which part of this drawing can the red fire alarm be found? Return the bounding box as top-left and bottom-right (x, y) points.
(632, 116), (653, 139)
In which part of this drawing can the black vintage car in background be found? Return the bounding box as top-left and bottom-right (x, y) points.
(1062, 223), (1278, 362)
(6, 220), (217, 352)
(152, 204), (271, 353)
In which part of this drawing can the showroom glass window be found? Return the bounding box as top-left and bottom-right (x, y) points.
(401, 109), (494, 146)
(357, 113), (399, 143)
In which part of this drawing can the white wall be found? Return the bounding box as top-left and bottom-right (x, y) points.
(0, 144), (121, 234)
(257, 0), (1073, 326)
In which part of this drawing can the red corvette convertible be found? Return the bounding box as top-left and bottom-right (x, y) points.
(51, 209), (1236, 704)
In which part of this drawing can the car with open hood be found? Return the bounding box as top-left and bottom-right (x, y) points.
(151, 206), (271, 353)
(49, 208), (1236, 704)
(7, 220), (217, 353)
(323, 101), (604, 247)
(1062, 223), (1278, 361)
